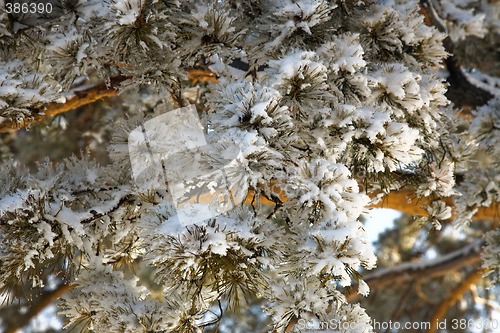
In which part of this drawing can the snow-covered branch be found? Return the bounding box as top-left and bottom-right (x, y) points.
(351, 239), (484, 299)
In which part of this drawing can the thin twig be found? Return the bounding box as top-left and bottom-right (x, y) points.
(4, 283), (75, 333)
(470, 285), (500, 312)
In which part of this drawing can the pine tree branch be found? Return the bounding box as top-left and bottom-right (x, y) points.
(425, 268), (486, 333)
(3, 283), (75, 333)
(2, 73), (497, 222)
(1, 67), (497, 221)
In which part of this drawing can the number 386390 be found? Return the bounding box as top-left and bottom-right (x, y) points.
(5, 2), (53, 14)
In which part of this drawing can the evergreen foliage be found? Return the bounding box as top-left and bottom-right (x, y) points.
(0, 0), (499, 332)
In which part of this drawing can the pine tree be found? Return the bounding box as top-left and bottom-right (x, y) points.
(0, 0), (499, 332)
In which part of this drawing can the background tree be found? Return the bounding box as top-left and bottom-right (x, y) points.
(0, 0), (499, 332)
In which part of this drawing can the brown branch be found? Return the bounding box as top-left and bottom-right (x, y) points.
(187, 68), (218, 84)
(4, 283), (75, 333)
(243, 183), (499, 221)
(369, 189), (499, 221)
(425, 268), (486, 333)
(347, 239), (484, 302)
(0, 76), (126, 134)
(0, 69), (220, 134)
